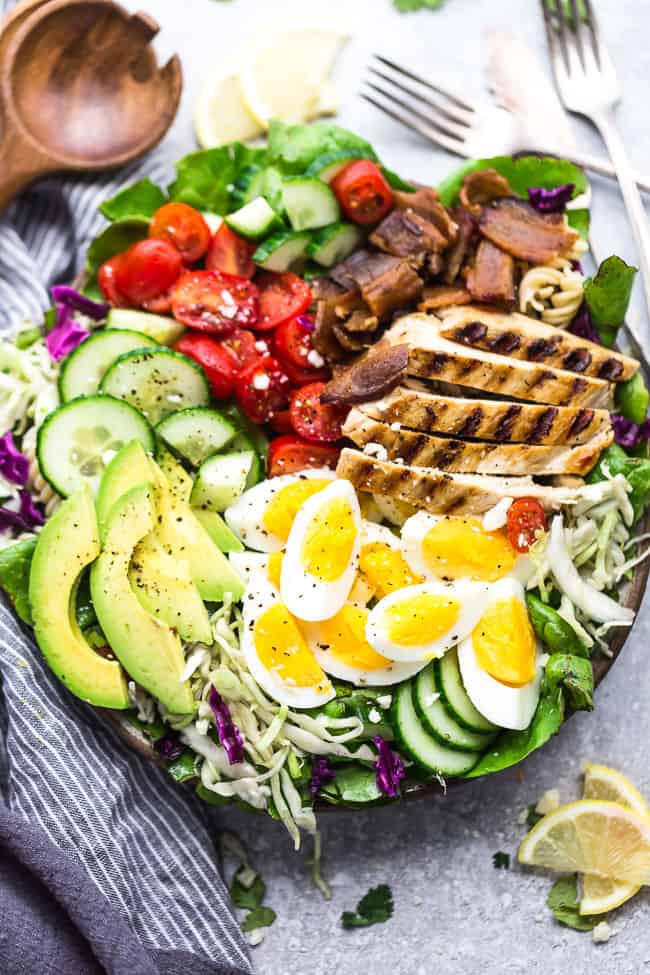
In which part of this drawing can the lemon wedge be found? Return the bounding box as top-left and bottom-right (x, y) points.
(194, 69), (264, 149)
(579, 764), (648, 914)
(238, 29), (348, 129)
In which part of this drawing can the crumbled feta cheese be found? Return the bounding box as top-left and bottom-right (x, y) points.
(253, 372), (271, 391)
(389, 421), (402, 431)
(376, 694), (392, 710)
(254, 340), (269, 354)
(535, 788), (561, 816)
(482, 497), (514, 532)
(592, 921), (612, 944)
(368, 707), (382, 724)
(307, 349), (325, 368)
(363, 442), (388, 461)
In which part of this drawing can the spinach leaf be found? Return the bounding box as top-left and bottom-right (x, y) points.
(85, 219), (149, 280)
(584, 256), (637, 346)
(267, 120), (378, 174)
(587, 443), (650, 522)
(0, 536), (36, 624)
(615, 372), (650, 425)
(546, 654), (594, 711)
(320, 764), (383, 805)
(341, 884), (393, 929)
(241, 906), (276, 933)
(230, 868), (266, 911)
(547, 875), (598, 931)
(437, 155), (587, 207)
(166, 749), (199, 784)
(99, 179), (167, 222)
(526, 593), (588, 657)
(465, 682), (565, 778)
(567, 207), (590, 241)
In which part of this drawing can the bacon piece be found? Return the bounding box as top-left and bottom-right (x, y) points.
(465, 240), (516, 306)
(320, 343), (409, 406)
(459, 168), (512, 216)
(370, 208), (448, 258)
(361, 260), (423, 319)
(419, 285), (472, 312)
(479, 197), (579, 263)
(394, 187), (458, 243)
(443, 206), (477, 284)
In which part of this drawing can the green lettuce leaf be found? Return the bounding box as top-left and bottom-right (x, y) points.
(393, 0), (445, 12)
(320, 764), (384, 805)
(167, 143), (268, 214)
(567, 207), (590, 241)
(547, 875), (598, 931)
(0, 536), (37, 624)
(546, 654), (594, 711)
(615, 372), (650, 425)
(587, 443), (650, 522)
(84, 218), (149, 280)
(99, 179), (167, 222)
(267, 119), (378, 174)
(437, 155), (587, 207)
(584, 255), (637, 346)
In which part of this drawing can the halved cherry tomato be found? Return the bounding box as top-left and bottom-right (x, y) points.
(115, 239), (182, 306)
(98, 254), (129, 306)
(289, 382), (347, 443)
(269, 409), (293, 435)
(220, 328), (260, 370)
(272, 316), (330, 384)
(206, 223), (256, 279)
(332, 160), (394, 225)
(234, 355), (290, 424)
(149, 202), (211, 264)
(256, 272), (312, 331)
(172, 270), (259, 335)
(506, 498), (547, 553)
(268, 434), (340, 477)
(174, 333), (236, 400)
(142, 288), (173, 314)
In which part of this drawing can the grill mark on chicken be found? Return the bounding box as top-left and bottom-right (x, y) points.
(527, 337), (561, 361)
(563, 348), (592, 373)
(455, 322), (488, 344)
(489, 331), (521, 355)
(568, 408), (595, 439)
(598, 358), (624, 381)
(529, 407), (558, 443)
(457, 407), (484, 438)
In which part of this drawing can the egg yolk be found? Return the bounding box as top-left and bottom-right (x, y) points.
(262, 479), (332, 541)
(300, 497), (357, 582)
(267, 551), (284, 589)
(472, 598), (536, 686)
(321, 605), (392, 671)
(421, 518), (516, 582)
(254, 602), (329, 689)
(383, 592), (460, 647)
(359, 542), (422, 599)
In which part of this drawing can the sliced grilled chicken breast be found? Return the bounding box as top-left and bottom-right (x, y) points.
(359, 386), (612, 446)
(343, 410), (611, 476)
(435, 305), (638, 382)
(385, 314), (612, 408)
(337, 448), (581, 515)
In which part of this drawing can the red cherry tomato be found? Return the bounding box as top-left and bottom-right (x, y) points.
(268, 434), (340, 477)
(98, 254), (129, 306)
(332, 160), (394, 225)
(206, 223), (256, 279)
(234, 355), (290, 424)
(506, 498), (547, 553)
(256, 272), (312, 331)
(171, 270), (259, 335)
(115, 239), (182, 306)
(142, 289), (173, 314)
(289, 382), (347, 443)
(272, 316), (330, 384)
(149, 202), (211, 264)
(269, 409), (294, 435)
(220, 328), (261, 371)
(174, 332), (236, 400)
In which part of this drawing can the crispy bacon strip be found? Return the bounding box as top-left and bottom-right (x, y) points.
(320, 343), (409, 405)
(459, 168), (512, 216)
(419, 285), (472, 311)
(370, 208), (448, 258)
(479, 197), (579, 263)
(444, 206), (477, 284)
(394, 187), (458, 243)
(466, 239), (516, 306)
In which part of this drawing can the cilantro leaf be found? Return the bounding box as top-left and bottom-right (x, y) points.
(341, 884), (393, 929)
(0, 536), (37, 624)
(547, 875), (599, 931)
(584, 256), (637, 346)
(230, 868), (266, 911)
(437, 155), (587, 208)
(493, 851), (510, 870)
(99, 179), (167, 222)
(241, 906), (276, 933)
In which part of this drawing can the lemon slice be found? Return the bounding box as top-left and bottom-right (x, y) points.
(518, 799), (650, 885)
(579, 764), (648, 915)
(239, 29), (347, 129)
(194, 69), (263, 149)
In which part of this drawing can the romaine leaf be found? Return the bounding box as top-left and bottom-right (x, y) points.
(0, 536), (37, 624)
(267, 119), (378, 174)
(546, 654), (594, 711)
(584, 256), (637, 344)
(99, 179), (167, 222)
(168, 143), (268, 214)
(587, 443), (650, 521)
(437, 155), (587, 207)
(547, 875), (598, 931)
(341, 884), (393, 929)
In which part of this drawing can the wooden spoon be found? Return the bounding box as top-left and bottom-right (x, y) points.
(0, 0), (182, 210)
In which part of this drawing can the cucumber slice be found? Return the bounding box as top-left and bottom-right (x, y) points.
(36, 395), (154, 498)
(231, 164), (263, 210)
(244, 166), (286, 213)
(225, 197), (284, 241)
(222, 403), (268, 473)
(230, 432), (262, 486)
(304, 150), (366, 183)
(307, 222), (364, 268)
(190, 451), (255, 512)
(58, 329), (157, 401)
(392, 680), (478, 776)
(100, 348), (209, 425)
(414, 664), (495, 752)
(253, 230), (311, 272)
(156, 407), (237, 467)
(302, 261), (327, 283)
(106, 308), (185, 346)
(282, 178), (340, 231)
(437, 649), (499, 734)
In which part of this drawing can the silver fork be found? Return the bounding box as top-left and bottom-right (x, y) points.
(361, 54), (650, 194)
(541, 0), (650, 326)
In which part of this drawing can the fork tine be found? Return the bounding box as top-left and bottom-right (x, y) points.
(360, 92), (466, 156)
(541, 0), (571, 74)
(540, 0), (563, 72)
(554, 0), (573, 73)
(372, 54), (475, 113)
(569, 0), (586, 68)
(368, 66), (473, 129)
(582, 0), (603, 68)
(364, 80), (468, 143)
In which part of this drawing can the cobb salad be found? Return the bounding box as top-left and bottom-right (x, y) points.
(1, 119), (649, 847)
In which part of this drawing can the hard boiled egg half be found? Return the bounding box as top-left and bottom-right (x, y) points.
(224, 468), (334, 552)
(457, 578), (542, 731)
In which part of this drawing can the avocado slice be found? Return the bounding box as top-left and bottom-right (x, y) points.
(96, 439), (153, 539)
(156, 444), (193, 502)
(90, 483), (195, 714)
(193, 507), (244, 553)
(29, 483), (129, 709)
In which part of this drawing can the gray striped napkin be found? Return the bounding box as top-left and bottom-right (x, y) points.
(0, 126), (251, 975)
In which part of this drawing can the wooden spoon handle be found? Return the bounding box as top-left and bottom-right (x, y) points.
(0, 119), (49, 212)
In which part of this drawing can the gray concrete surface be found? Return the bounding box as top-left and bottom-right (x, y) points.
(122, 0), (650, 970)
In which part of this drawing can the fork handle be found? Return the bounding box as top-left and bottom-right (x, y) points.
(562, 147), (650, 197)
(592, 108), (650, 334)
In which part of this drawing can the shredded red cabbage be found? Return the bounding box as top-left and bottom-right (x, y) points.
(0, 489), (44, 534)
(528, 184), (575, 213)
(373, 736), (405, 798)
(46, 310), (90, 360)
(310, 756), (335, 797)
(209, 686), (244, 765)
(155, 735), (185, 760)
(568, 303), (602, 344)
(611, 413), (650, 448)
(50, 285), (108, 321)
(0, 432), (29, 485)
(295, 314), (315, 332)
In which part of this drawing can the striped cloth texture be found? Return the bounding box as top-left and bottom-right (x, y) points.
(0, 51), (252, 975)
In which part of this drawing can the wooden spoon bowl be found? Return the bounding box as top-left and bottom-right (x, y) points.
(0, 0), (181, 208)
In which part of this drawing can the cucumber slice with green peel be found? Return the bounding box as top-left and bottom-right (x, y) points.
(253, 230), (311, 271)
(58, 329), (157, 401)
(302, 261), (326, 282)
(244, 166), (286, 213)
(225, 197), (284, 241)
(36, 395), (154, 498)
(437, 650), (499, 734)
(230, 433), (262, 486)
(193, 507), (244, 553)
(100, 348), (209, 425)
(106, 308), (185, 346)
(222, 403), (268, 472)
(156, 407), (237, 467)
(191, 451), (255, 512)
(414, 664), (496, 752)
(392, 680), (478, 776)
(282, 178), (341, 231)
(231, 163), (263, 210)
(304, 150), (366, 183)
(307, 222), (364, 268)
